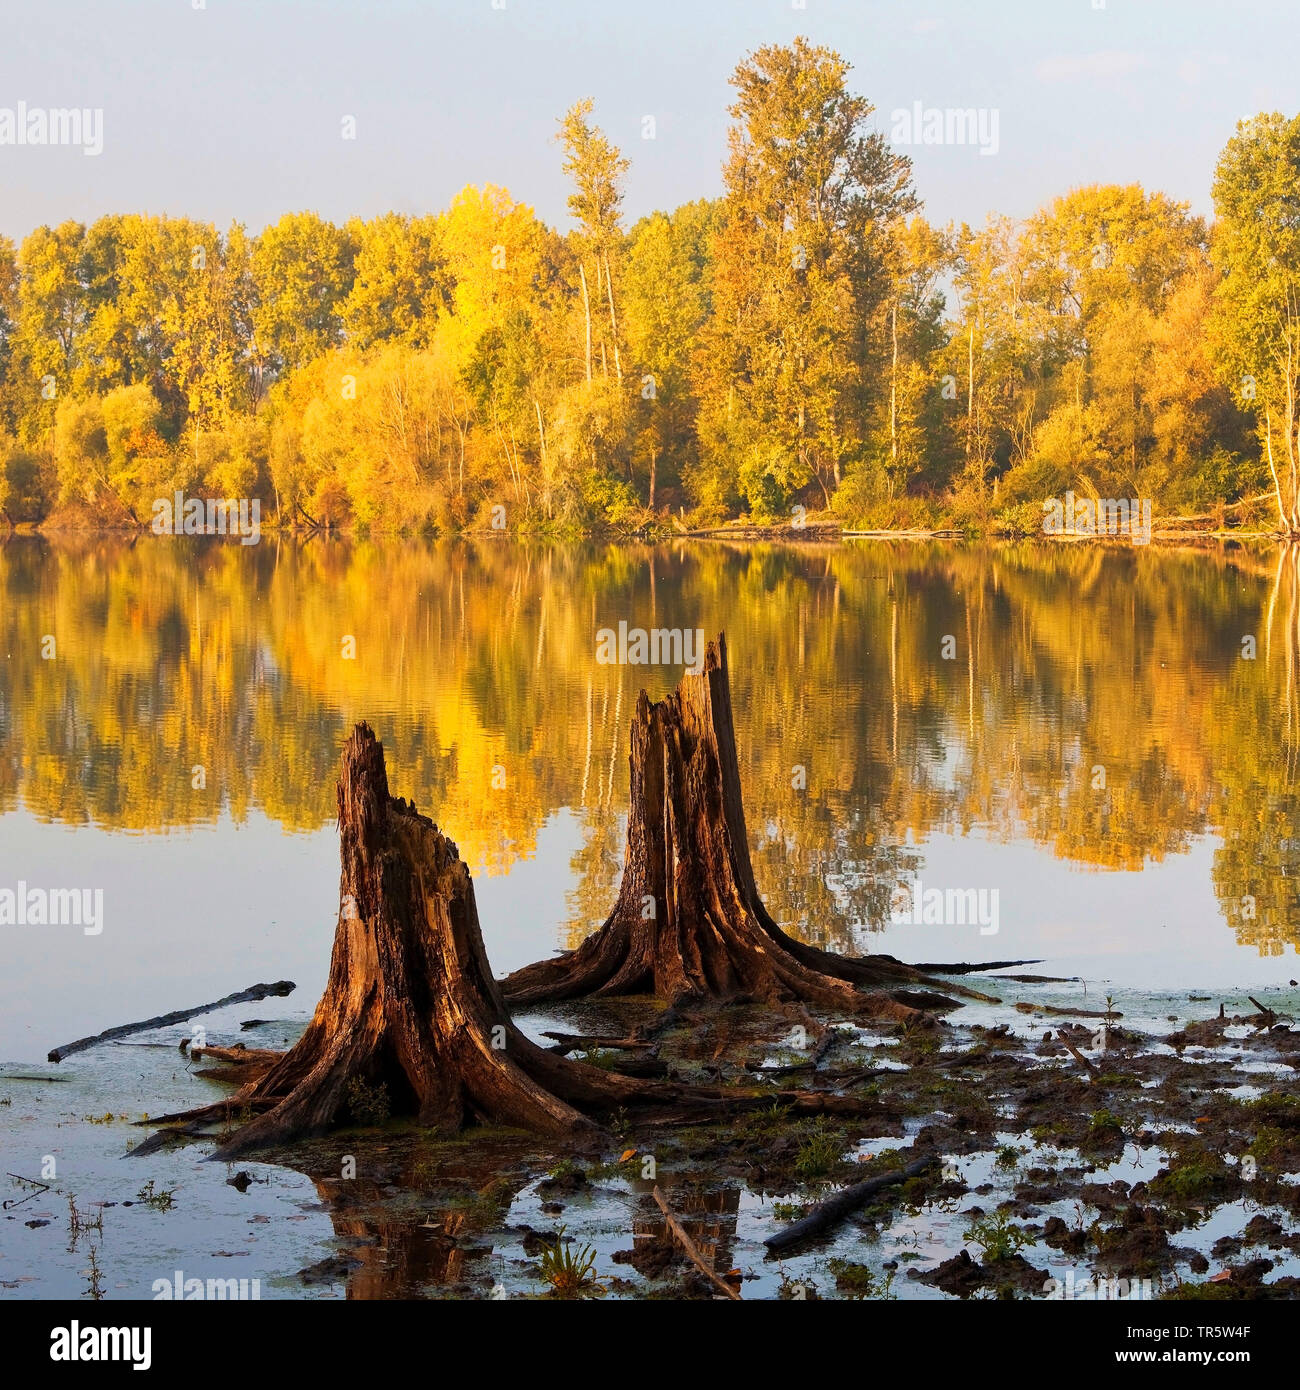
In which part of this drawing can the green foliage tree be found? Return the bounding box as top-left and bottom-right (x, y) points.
(1210, 113), (1300, 533)
(698, 37), (917, 517)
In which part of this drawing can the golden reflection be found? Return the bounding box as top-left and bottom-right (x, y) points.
(1, 536), (1295, 955)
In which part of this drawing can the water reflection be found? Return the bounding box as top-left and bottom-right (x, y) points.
(2, 534), (1298, 959)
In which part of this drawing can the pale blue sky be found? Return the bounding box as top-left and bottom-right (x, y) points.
(1, 0), (1295, 241)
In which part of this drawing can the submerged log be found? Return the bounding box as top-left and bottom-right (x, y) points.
(763, 1150), (939, 1254)
(139, 723), (866, 1159)
(503, 634), (965, 1021)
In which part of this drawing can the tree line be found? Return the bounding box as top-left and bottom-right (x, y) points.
(1, 37), (1298, 536)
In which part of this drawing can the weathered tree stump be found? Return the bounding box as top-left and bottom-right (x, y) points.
(140, 723), (869, 1159)
(502, 634), (957, 1022)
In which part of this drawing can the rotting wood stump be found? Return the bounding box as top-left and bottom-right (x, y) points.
(502, 634), (968, 1022)
(138, 723), (869, 1160)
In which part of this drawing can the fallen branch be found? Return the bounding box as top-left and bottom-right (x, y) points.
(1015, 1002), (1120, 1020)
(652, 1187), (741, 1299)
(1056, 1030), (1100, 1076)
(47, 981), (296, 1063)
(3, 1174), (51, 1210)
(987, 974), (1080, 984)
(189, 1044), (284, 1066)
(1248, 997), (1277, 1026)
(542, 1032), (656, 1050)
(910, 960), (1041, 975)
(763, 1151), (938, 1254)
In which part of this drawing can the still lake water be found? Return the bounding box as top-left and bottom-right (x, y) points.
(2, 535), (1300, 1065)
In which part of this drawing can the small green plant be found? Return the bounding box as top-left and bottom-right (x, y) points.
(794, 1119), (845, 1179)
(734, 1101), (793, 1137)
(1246, 1092), (1300, 1128)
(995, 1144), (1023, 1171)
(577, 1045), (621, 1070)
(135, 1179), (176, 1212)
(344, 1077), (391, 1126)
(82, 1244), (104, 1301)
(588, 1150), (641, 1180)
(410, 1157), (438, 1189)
(963, 1210), (1032, 1263)
(1246, 1125), (1286, 1169)
(537, 1225), (604, 1298)
(827, 1258), (895, 1300)
(447, 1180), (513, 1228)
(1149, 1148), (1233, 1203)
(67, 1196), (104, 1241)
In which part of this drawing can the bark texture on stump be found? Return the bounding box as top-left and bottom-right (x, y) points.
(503, 635), (949, 1020)
(147, 724), (796, 1159)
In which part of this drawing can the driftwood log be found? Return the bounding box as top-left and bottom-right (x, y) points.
(47, 981), (296, 1063)
(503, 634), (971, 1022)
(763, 1150), (939, 1254)
(138, 724), (880, 1159)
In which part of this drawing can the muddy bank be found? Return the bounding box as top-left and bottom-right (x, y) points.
(5, 979), (1297, 1300)
(84, 981), (1296, 1300)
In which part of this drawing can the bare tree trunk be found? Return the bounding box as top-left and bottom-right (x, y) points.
(1287, 356), (1299, 533)
(1265, 407), (1288, 534)
(965, 324), (975, 465)
(890, 299), (899, 470)
(603, 250), (623, 384)
(502, 637), (957, 1021)
(579, 261), (593, 386)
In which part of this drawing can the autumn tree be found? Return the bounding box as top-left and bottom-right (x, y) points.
(342, 213), (450, 351)
(698, 37), (916, 518)
(1211, 112), (1300, 533)
(621, 201), (717, 509)
(11, 221), (89, 444)
(252, 212), (355, 379)
(557, 99), (629, 388)
(0, 235), (18, 434)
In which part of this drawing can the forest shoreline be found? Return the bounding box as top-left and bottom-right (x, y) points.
(3, 511), (1290, 547)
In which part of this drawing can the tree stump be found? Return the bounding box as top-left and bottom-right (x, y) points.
(502, 634), (954, 1022)
(140, 723), (863, 1159)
